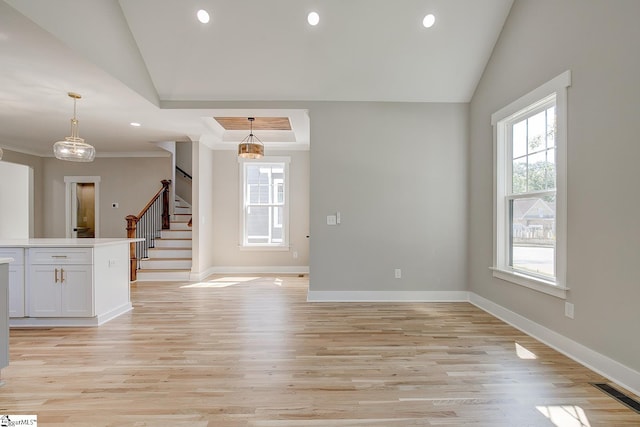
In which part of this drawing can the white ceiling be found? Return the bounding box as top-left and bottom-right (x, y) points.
(0, 0), (513, 157)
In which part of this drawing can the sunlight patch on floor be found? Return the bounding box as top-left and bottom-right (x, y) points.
(536, 405), (591, 427)
(180, 277), (261, 288)
(515, 342), (537, 359)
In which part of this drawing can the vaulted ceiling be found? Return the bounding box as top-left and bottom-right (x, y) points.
(0, 0), (513, 156)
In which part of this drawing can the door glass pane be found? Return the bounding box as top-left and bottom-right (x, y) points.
(75, 183), (95, 238)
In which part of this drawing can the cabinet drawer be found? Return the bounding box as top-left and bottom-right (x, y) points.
(28, 248), (93, 265)
(0, 248), (24, 265)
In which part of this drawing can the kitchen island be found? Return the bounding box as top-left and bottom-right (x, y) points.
(0, 239), (138, 327)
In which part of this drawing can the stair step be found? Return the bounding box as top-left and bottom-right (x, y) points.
(154, 238), (192, 248)
(148, 248), (192, 258)
(174, 206), (191, 214)
(172, 214), (191, 223)
(170, 222), (191, 231)
(136, 269), (191, 282)
(140, 258), (192, 269)
(161, 229), (192, 239)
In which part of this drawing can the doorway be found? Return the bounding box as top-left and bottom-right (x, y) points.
(65, 176), (100, 238)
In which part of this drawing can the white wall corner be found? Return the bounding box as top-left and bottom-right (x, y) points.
(469, 292), (640, 397)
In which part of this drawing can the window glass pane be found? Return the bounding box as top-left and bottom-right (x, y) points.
(512, 156), (527, 194)
(527, 110), (546, 154)
(510, 197), (555, 278)
(513, 120), (527, 159)
(246, 206), (270, 243)
(243, 161), (288, 246)
(545, 148), (556, 190)
(546, 106), (556, 149)
(528, 151), (550, 191)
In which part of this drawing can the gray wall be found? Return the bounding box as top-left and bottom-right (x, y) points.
(469, 0), (640, 372)
(309, 102), (468, 292)
(41, 156), (171, 238)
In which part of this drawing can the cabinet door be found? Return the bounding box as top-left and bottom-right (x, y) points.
(29, 265), (61, 317)
(8, 264), (25, 317)
(60, 265), (93, 317)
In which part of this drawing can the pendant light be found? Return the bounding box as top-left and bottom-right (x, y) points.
(238, 117), (264, 159)
(53, 92), (95, 162)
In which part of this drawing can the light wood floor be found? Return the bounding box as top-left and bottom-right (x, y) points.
(1, 275), (638, 426)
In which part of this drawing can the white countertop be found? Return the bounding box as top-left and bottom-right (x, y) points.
(0, 238), (143, 248)
(0, 257), (13, 264)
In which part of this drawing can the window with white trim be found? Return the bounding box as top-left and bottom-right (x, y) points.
(240, 157), (290, 248)
(491, 71), (570, 298)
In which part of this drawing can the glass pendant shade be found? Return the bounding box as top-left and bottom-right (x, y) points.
(238, 117), (264, 159)
(53, 93), (95, 162)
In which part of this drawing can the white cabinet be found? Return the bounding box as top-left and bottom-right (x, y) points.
(0, 248), (24, 317)
(28, 265), (93, 317)
(0, 239), (133, 327)
(28, 248), (93, 318)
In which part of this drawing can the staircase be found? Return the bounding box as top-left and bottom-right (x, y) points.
(136, 197), (192, 281)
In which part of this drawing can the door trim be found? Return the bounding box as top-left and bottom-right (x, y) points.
(64, 176), (101, 238)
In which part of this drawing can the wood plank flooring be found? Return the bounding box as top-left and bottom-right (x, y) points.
(1, 275), (638, 426)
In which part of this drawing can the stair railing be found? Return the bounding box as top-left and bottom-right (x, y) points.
(125, 179), (171, 281)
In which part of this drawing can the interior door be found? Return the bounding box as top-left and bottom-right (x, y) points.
(71, 183), (96, 238)
(65, 176), (100, 238)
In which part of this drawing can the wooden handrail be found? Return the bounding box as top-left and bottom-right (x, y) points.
(136, 179), (171, 222)
(125, 179), (171, 281)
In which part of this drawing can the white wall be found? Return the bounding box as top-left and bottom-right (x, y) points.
(309, 102), (469, 295)
(469, 0), (640, 373)
(210, 149), (309, 271)
(0, 150), (44, 236)
(190, 142), (216, 278)
(0, 161), (32, 238)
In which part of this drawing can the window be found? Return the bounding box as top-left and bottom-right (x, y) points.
(491, 71), (570, 298)
(240, 157), (290, 248)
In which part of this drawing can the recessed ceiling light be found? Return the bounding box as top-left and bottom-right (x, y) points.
(307, 11), (320, 26)
(197, 9), (210, 24)
(130, 122), (141, 127)
(423, 14), (436, 28)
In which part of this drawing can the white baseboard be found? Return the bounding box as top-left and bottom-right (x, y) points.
(190, 265), (309, 281)
(10, 303), (132, 328)
(469, 292), (640, 397)
(307, 290), (469, 302)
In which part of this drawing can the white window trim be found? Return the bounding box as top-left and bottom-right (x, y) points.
(238, 156), (290, 250)
(491, 70), (570, 299)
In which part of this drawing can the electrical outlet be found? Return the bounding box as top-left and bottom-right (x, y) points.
(394, 268), (402, 279)
(293, 251), (298, 259)
(327, 215), (337, 225)
(565, 302), (574, 319)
